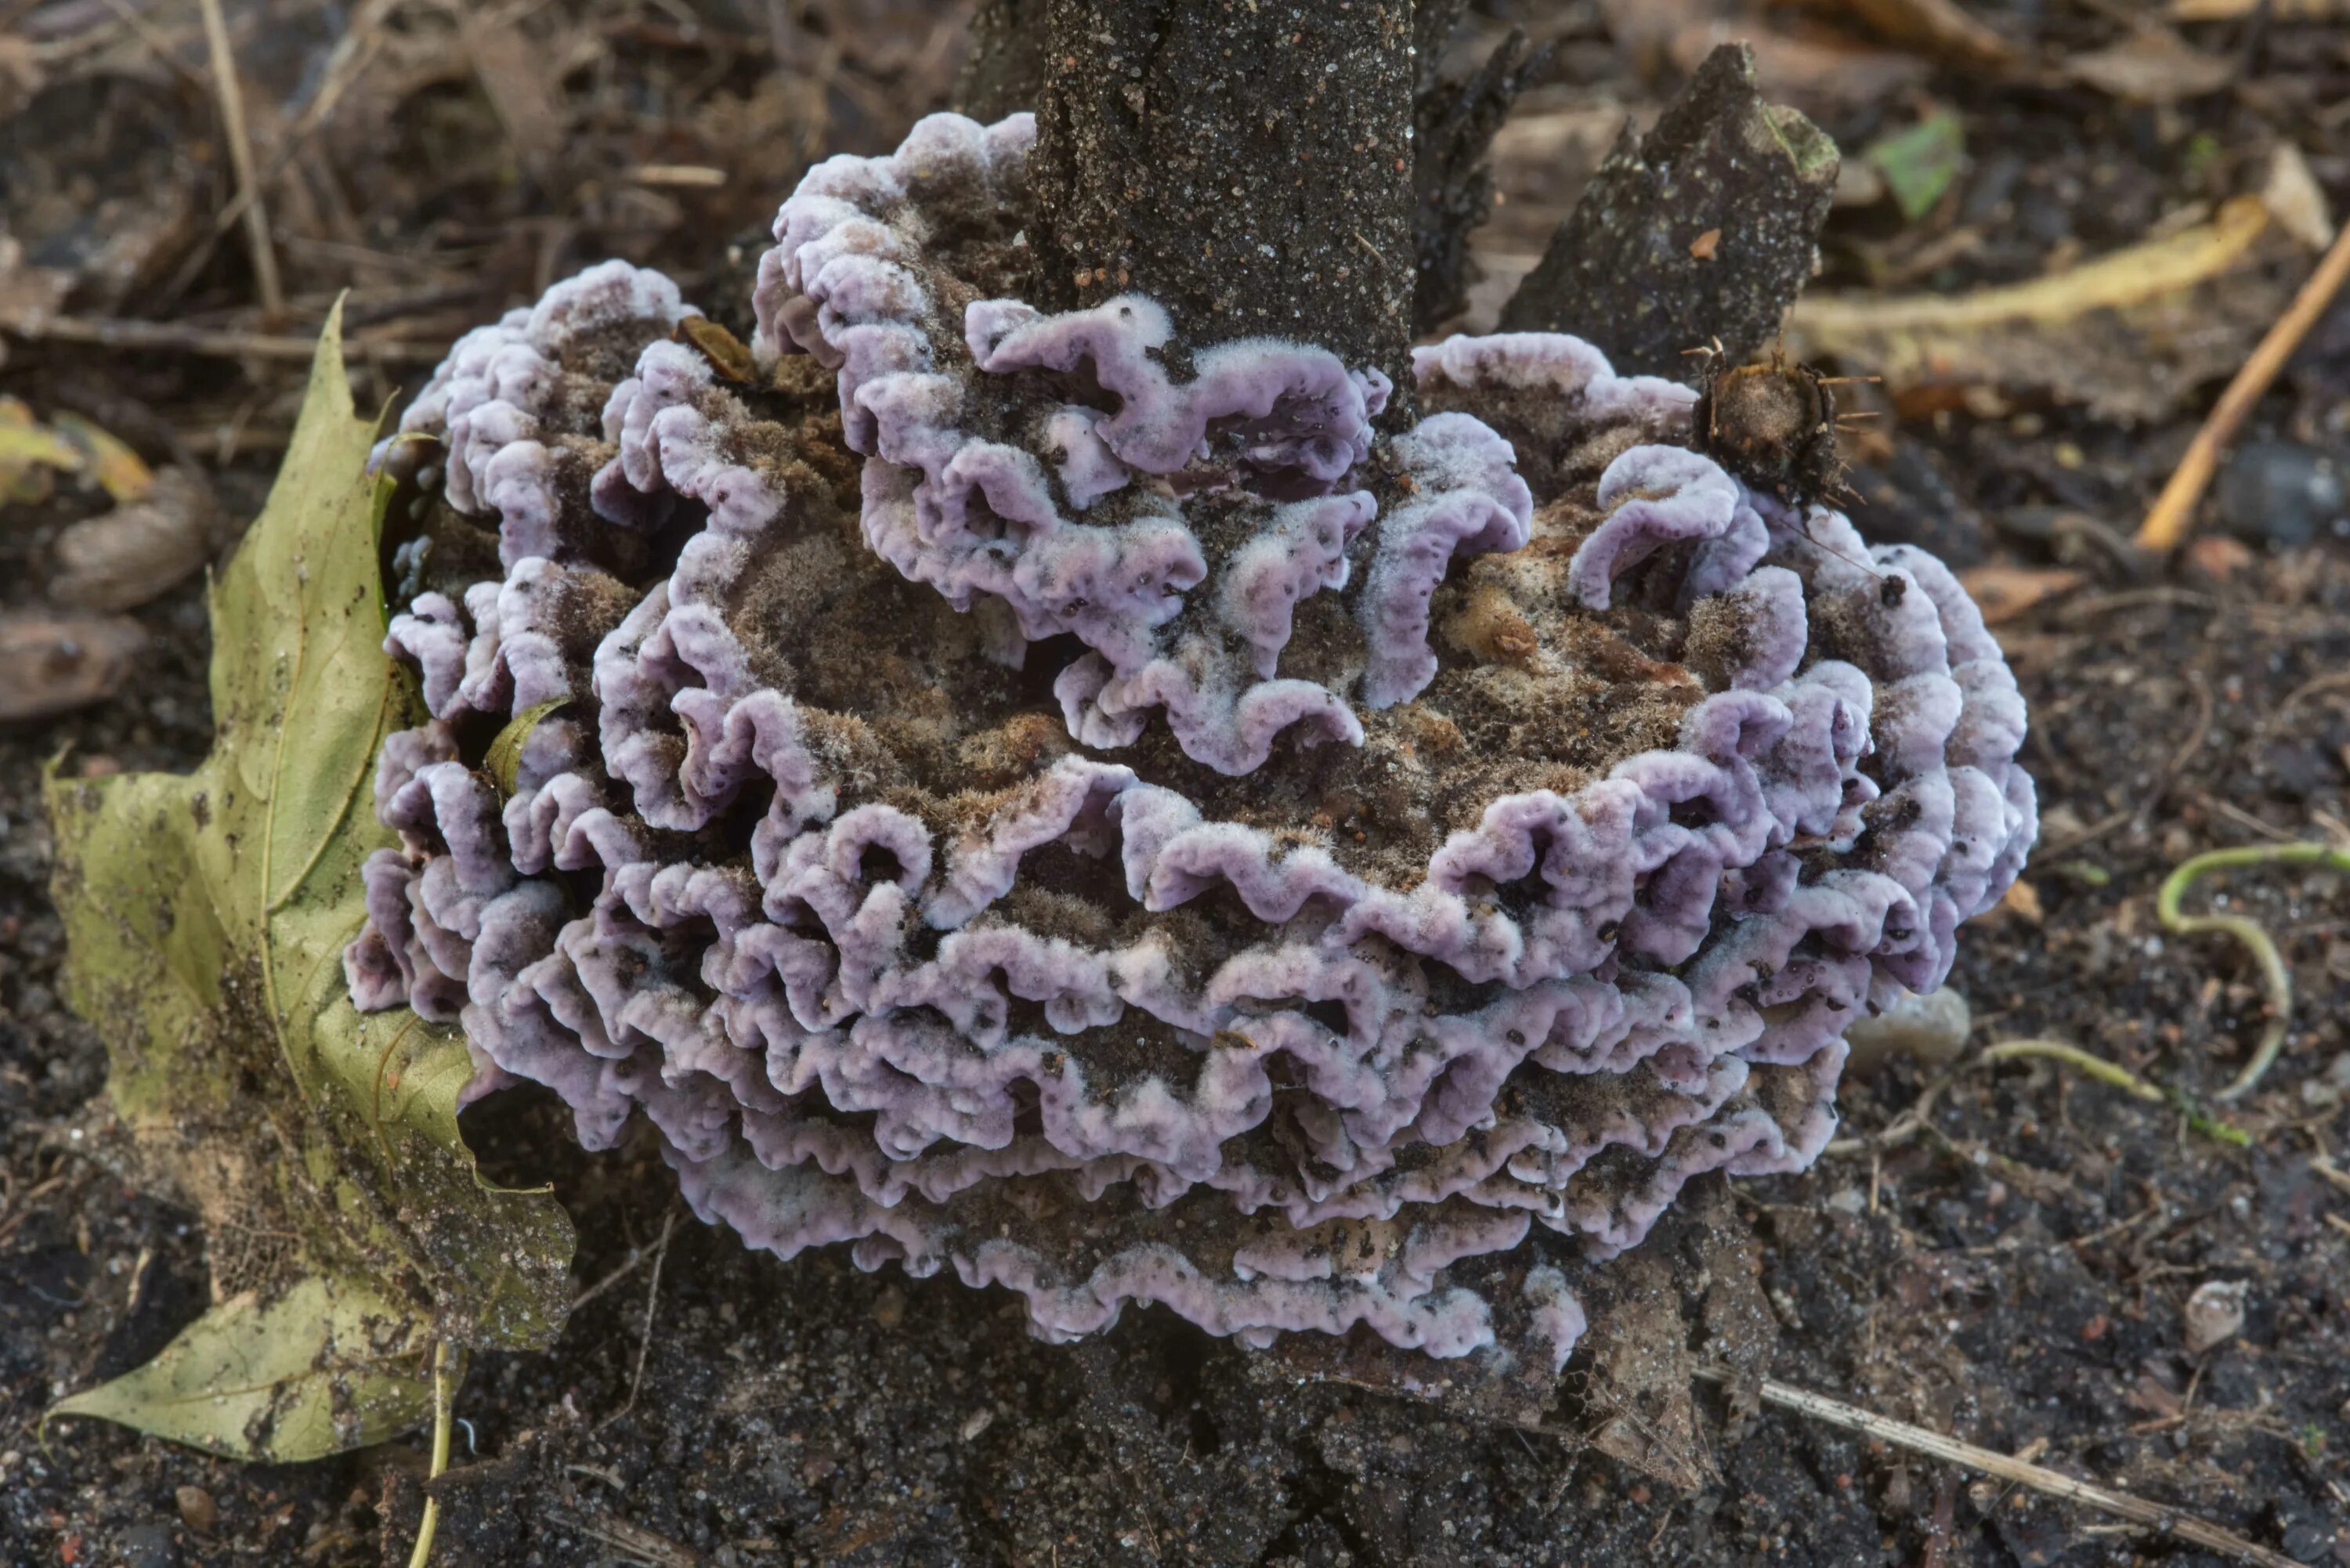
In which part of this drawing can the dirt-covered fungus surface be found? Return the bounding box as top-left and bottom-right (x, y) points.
(5, 2), (2350, 1566)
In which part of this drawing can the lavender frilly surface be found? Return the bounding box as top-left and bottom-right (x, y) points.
(750, 111), (1546, 775)
(346, 116), (2035, 1372)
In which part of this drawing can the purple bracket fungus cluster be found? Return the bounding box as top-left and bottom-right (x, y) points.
(347, 111), (2035, 1372)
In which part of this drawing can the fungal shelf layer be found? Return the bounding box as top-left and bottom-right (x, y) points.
(348, 113), (2034, 1373)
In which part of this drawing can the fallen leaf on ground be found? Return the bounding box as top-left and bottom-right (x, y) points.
(1667, 24), (1931, 112)
(43, 305), (570, 1463)
(2184, 534), (2254, 582)
(47, 1278), (436, 1462)
(2261, 141), (2335, 251)
(50, 411), (156, 502)
(461, 13), (567, 180)
(47, 466), (219, 612)
(1957, 564), (2086, 623)
(2064, 27), (2236, 106)
(1594, 0), (1931, 111)
(0, 610), (146, 721)
(1787, 195), (2293, 420)
(1781, 0), (2020, 67)
(1580, 1254), (1715, 1491)
(1865, 112), (1966, 222)
(0, 396), (82, 504)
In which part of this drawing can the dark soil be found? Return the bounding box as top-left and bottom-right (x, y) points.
(5, 2), (2350, 1565)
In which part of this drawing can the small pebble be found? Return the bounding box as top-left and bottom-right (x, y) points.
(2214, 441), (2346, 547)
(2182, 1278), (2247, 1354)
(2280, 1519), (2337, 1562)
(2305, 1053), (2350, 1108)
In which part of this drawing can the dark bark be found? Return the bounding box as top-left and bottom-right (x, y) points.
(952, 0), (1047, 124)
(1497, 44), (1839, 379)
(1412, 23), (1552, 332)
(1028, 0), (1415, 390)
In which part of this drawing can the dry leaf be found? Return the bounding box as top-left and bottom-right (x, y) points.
(42, 308), (569, 1462)
(2183, 533), (2254, 583)
(0, 610), (146, 721)
(1786, 196), (2286, 419)
(1782, 0), (2019, 67)
(47, 467), (219, 612)
(50, 411), (156, 502)
(462, 14), (566, 179)
(2261, 141), (2335, 251)
(1667, 24), (1931, 112)
(0, 395), (81, 505)
(2064, 27), (2236, 106)
(1581, 1254), (1715, 1491)
(47, 1278), (434, 1464)
(1957, 564), (2086, 623)
(1595, 0), (1931, 110)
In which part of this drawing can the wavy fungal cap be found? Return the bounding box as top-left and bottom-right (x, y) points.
(349, 114), (2035, 1373)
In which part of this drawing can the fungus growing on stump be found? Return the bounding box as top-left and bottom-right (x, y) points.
(345, 27), (2031, 1379)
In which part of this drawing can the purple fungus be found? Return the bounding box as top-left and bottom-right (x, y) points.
(350, 114), (2034, 1373)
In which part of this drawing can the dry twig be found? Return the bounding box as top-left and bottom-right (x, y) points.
(2311, 1154), (2350, 1199)
(601, 1208), (680, 1429)
(544, 1510), (703, 1568)
(164, 0), (395, 307)
(0, 312), (441, 365)
(2138, 215), (2350, 549)
(1820, 1068), (1958, 1157)
(1692, 1367), (2305, 1568)
(196, 0), (284, 319)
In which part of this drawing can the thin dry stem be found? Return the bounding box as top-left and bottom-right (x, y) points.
(197, 0), (284, 319)
(1691, 1367), (2305, 1568)
(600, 1208), (680, 1429)
(2138, 215), (2350, 549)
(0, 312), (441, 364)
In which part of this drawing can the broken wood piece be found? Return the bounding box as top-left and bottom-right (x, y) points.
(1499, 43), (1840, 378)
(1413, 23), (1553, 331)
